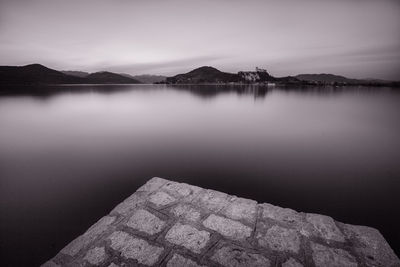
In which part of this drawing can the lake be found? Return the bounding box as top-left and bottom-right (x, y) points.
(0, 84), (399, 266)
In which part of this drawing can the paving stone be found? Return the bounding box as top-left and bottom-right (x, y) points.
(109, 231), (163, 266)
(170, 204), (201, 222)
(211, 245), (270, 267)
(41, 261), (60, 267)
(137, 177), (168, 193)
(111, 191), (147, 216)
(343, 224), (400, 267)
(165, 223), (210, 253)
(257, 225), (301, 253)
(203, 214), (252, 240)
(193, 189), (231, 212)
(261, 203), (302, 225)
(61, 216), (115, 256)
(84, 247), (106, 265)
(166, 253), (206, 267)
(45, 178), (399, 267)
(311, 242), (358, 267)
(282, 258), (303, 267)
(149, 191), (176, 206)
(223, 197), (257, 223)
(306, 213), (345, 242)
(126, 209), (165, 235)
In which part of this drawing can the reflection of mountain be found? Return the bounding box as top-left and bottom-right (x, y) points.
(0, 64), (140, 85)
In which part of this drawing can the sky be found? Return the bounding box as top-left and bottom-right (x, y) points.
(0, 0), (400, 79)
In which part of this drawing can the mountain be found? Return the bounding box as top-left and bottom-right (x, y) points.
(126, 74), (166, 84)
(0, 64), (85, 84)
(85, 72), (140, 84)
(61, 71), (89, 77)
(0, 64), (141, 84)
(295, 74), (361, 84)
(166, 66), (240, 84)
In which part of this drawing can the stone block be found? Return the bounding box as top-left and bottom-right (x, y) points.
(193, 189), (231, 212)
(257, 225), (301, 253)
(306, 214), (345, 242)
(261, 203), (302, 225)
(111, 191), (147, 216)
(61, 216), (115, 256)
(282, 258), (303, 267)
(109, 231), (163, 266)
(126, 209), (165, 235)
(137, 177), (168, 193)
(311, 242), (357, 267)
(343, 224), (400, 266)
(203, 214), (252, 240)
(223, 197), (257, 224)
(166, 253), (206, 267)
(211, 245), (270, 267)
(170, 204), (201, 222)
(84, 247), (106, 265)
(165, 223), (210, 253)
(149, 191), (176, 207)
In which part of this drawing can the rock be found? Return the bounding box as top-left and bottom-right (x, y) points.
(148, 191), (176, 207)
(311, 242), (358, 267)
(203, 214), (252, 240)
(108, 231), (163, 266)
(211, 245), (270, 267)
(193, 189), (231, 212)
(84, 247), (106, 265)
(165, 223), (210, 253)
(111, 191), (147, 216)
(343, 224), (400, 267)
(282, 258), (304, 267)
(61, 216), (115, 256)
(170, 204), (201, 222)
(306, 213), (345, 242)
(166, 253), (205, 267)
(126, 209), (165, 235)
(223, 197), (257, 224)
(261, 203), (302, 224)
(257, 225), (301, 253)
(137, 177), (168, 193)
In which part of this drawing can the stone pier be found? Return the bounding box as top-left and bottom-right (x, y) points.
(43, 177), (399, 267)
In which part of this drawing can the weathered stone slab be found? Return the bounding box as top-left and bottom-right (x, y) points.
(193, 189), (231, 212)
(343, 224), (400, 267)
(109, 231), (164, 266)
(306, 213), (345, 242)
(166, 253), (206, 267)
(257, 225), (301, 253)
(83, 246), (106, 265)
(61, 215), (115, 256)
(203, 214), (252, 240)
(149, 191), (176, 207)
(211, 245), (270, 267)
(43, 177), (399, 267)
(223, 197), (257, 224)
(165, 223), (210, 253)
(311, 242), (358, 267)
(126, 209), (165, 235)
(170, 204), (201, 222)
(282, 257), (304, 267)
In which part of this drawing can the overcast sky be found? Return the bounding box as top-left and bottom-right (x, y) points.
(0, 0), (399, 79)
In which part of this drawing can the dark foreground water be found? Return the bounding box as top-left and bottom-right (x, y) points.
(0, 85), (399, 266)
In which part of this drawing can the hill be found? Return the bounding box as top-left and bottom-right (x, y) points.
(295, 74), (361, 84)
(85, 72), (140, 84)
(0, 64), (141, 84)
(166, 66), (240, 84)
(0, 64), (85, 84)
(61, 71), (90, 77)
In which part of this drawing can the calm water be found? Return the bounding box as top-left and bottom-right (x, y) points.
(0, 85), (399, 266)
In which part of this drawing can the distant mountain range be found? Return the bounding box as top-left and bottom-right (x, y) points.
(0, 64), (140, 84)
(0, 63), (398, 87)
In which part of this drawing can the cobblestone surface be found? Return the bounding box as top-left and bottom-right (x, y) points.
(43, 177), (400, 267)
